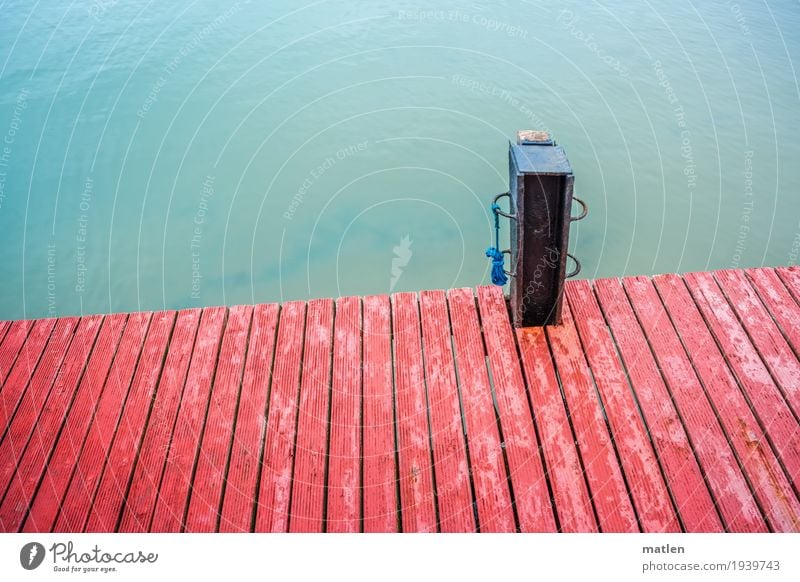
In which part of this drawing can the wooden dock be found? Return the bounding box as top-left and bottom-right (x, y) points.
(0, 266), (799, 533)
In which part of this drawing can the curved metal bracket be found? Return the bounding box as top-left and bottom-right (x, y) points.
(493, 192), (517, 220)
(502, 249), (516, 277)
(566, 253), (581, 278)
(570, 197), (588, 222)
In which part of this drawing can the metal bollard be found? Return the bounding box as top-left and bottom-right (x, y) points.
(494, 130), (586, 327)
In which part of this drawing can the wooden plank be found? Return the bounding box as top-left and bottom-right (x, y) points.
(516, 325), (597, 532)
(447, 288), (515, 532)
(0, 315), (103, 531)
(0, 321), (10, 347)
(116, 308), (206, 532)
(326, 295), (362, 532)
(0, 317), (97, 495)
(20, 314), (127, 532)
(182, 305), (251, 532)
(683, 272), (800, 503)
(477, 285), (557, 532)
(545, 298), (638, 532)
(593, 278), (723, 532)
(746, 268), (800, 357)
(53, 312), (152, 532)
(218, 303), (279, 532)
(0, 320), (35, 385)
(361, 294), (398, 533)
(624, 275), (766, 532)
(716, 269), (800, 419)
(566, 280), (680, 532)
(83, 310), (177, 532)
(655, 273), (800, 531)
(0, 320), (9, 367)
(254, 301), (306, 532)
(288, 299), (334, 532)
(776, 266), (800, 304)
(0, 318), (57, 438)
(148, 307), (230, 532)
(392, 292), (437, 532)
(419, 290), (475, 532)
(0, 266), (794, 535)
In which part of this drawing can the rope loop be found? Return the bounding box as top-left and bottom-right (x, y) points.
(486, 197), (510, 286)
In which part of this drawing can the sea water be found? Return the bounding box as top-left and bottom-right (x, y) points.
(0, 0), (798, 318)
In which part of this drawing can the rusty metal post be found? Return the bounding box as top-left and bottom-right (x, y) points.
(505, 130), (585, 327)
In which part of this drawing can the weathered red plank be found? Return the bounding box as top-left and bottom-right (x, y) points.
(148, 307), (230, 532)
(0, 322), (8, 364)
(0, 317), (65, 452)
(0, 320), (35, 385)
(53, 312), (152, 532)
(361, 294), (398, 533)
(254, 301), (306, 532)
(0, 315), (103, 531)
(182, 305), (251, 532)
(0, 321), (10, 346)
(545, 299), (637, 532)
(326, 296), (362, 532)
(0, 318), (91, 484)
(21, 314), (127, 532)
(656, 273), (800, 531)
(419, 290), (475, 532)
(0, 318), (57, 437)
(83, 310), (177, 532)
(593, 278), (723, 532)
(218, 303), (279, 532)
(566, 280), (680, 532)
(447, 288), (515, 532)
(746, 268), (800, 357)
(624, 275), (766, 532)
(288, 299), (334, 532)
(392, 292), (437, 532)
(477, 285), (557, 532)
(716, 269), (800, 420)
(683, 272), (800, 501)
(116, 308), (205, 532)
(0, 265), (797, 534)
(776, 266), (800, 304)
(516, 324), (597, 532)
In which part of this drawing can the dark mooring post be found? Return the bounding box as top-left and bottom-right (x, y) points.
(506, 130), (585, 327)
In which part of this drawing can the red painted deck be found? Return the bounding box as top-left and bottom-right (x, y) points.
(1, 267), (799, 532)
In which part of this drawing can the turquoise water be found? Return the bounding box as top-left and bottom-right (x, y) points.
(0, 0), (798, 320)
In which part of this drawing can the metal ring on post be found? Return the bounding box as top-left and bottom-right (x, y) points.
(570, 197), (588, 222)
(493, 192), (517, 220)
(501, 249), (516, 277)
(566, 253), (581, 278)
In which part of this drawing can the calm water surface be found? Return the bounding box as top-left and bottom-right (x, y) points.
(0, 0), (798, 319)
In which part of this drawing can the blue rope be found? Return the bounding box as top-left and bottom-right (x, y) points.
(486, 202), (508, 286)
